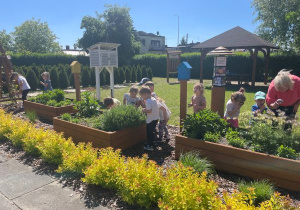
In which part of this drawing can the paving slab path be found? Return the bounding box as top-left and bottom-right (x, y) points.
(0, 151), (108, 210)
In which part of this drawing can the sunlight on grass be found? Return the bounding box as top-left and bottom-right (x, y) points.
(65, 77), (273, 126)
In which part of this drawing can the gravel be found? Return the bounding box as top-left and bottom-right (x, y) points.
(0, 102), (299, 209)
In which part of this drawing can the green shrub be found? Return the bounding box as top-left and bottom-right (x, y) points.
(58, 70), (69, 89)
(25, 110), (37, 123)
(136, 66), (142, 81)
(204, 132), (221, 143)
(69, 73), (74, 88)
(226, 129), (246, 148)
(125, 66), (131, 83)
(29, 89), (70, 107)
(100, 70), (106, 86)
(60, 113), (72, 121)
(74, 92), (99, 117)
(238, 180), (274, 206)
(179, 151), (214, 174)
(113, 68), (120, 84)
(276, 145), (299, 160)
(50, 68), (59, 89)
(141, 65), (148, 78)
(95, 105), (146, 132)
(81, 68), (91, 87)
(131, 66), (137, 82)
(26, 69), (38, 91)
(146, 67), (153, 80)
(118, 68), (125, 84)
(182, 109), (227, 139)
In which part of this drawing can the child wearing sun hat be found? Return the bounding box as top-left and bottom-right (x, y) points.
(252, 91), (268, 116)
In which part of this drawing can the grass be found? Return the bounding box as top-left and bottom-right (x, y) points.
(64, 77), (271, 126)
(238, 180), (275, 206)
(179, 151), (214, 174)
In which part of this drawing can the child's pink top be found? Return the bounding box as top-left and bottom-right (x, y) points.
(266, 75), (300, 107)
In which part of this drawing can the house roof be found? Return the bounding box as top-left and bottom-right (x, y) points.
(192, 26), (279, 50)
(136, 31), (162, 37)
(88, 42), (121, 51)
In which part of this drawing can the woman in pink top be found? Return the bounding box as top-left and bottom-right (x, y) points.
(266, 69), (300, 117)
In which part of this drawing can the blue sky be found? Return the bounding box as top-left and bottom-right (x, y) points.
(1, 0), (258, 48)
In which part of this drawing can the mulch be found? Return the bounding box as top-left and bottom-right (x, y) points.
(0, 102), (299, 209)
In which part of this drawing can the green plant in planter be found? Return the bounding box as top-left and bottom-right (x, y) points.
(238, 180), (274, 206)
(226, 129), (246, 149)
(276, 145), (299, 160)
(182, 109), (227, 140)
(94, 105), (146, 132)
(204, 132), (221, 143)
(29, 89), (69, 107)
(74, 92), (99, 117)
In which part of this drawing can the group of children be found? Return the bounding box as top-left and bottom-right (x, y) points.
(104, 81), (171, 151)
(189, 82), (268, 128)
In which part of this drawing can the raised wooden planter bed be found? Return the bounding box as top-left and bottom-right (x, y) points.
(175, 135), (300, 192)
(24, 100), (75, 121)
(53, 117), (146, 150)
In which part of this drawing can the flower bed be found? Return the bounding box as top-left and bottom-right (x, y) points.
(25, 89), (75, 121)
(0, 108), (298, 209)
(53, 117), (146, 149)
(175, 134), (300, 192)
(24, 100), (74, 121)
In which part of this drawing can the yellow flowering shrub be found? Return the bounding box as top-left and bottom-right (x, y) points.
(259, 192), (299, 210)
(158, 163), (220, 210)
(83, 148), (125, 189)
(37, 131), (75, 165)
(22, 127), (50, 155)
(0, 110), (13, 140)
(5, 119), (31, 148)
(57, 142), (97, 174)
(117, 154), (164, 208)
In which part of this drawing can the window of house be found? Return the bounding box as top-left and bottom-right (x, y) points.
(141, 39), (146, 46)
(151, 40), (160, 46)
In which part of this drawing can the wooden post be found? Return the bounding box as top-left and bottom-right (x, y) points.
(199, 49), (207, 83)
(264, 48), (270, 84)
(251, 48), (258, 87)
(180, 80), (187, 131)
(70, 61), (81, 101)
(211, 86), (226, 117)
(167, 53), (170, 83)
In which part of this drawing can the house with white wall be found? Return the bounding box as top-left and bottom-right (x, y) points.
(136, 31), (165, 54)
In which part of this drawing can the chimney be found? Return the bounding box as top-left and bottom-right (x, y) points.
(66, 45), (70, 50)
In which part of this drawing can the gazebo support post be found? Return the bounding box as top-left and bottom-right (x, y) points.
(264, 48), (270, 84)
(251, 48), (258, 87)
(95, 67), (101, 100)
(108, 67), (115, 98)
(199, 49), (208, 83)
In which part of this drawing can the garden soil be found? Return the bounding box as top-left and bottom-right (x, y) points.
(0, 102), (299, 209)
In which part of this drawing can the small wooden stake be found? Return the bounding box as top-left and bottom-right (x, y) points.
(180, 80), (187, 131)
(74, 73), (81, 101)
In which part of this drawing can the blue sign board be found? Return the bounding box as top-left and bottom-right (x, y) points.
(178, 61), (192, 81)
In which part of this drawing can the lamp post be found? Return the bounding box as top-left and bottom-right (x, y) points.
(175, 15), (179, 46)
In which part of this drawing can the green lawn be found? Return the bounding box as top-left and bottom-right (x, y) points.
(66, 77), (271, 126)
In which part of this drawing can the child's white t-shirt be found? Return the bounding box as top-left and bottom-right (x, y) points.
(158, 101), (171, 121)
(18, 76), (31, 90)
(145, 97), (159, 123)
(224, 99), (240, 119)
(123, 93), (141, 105)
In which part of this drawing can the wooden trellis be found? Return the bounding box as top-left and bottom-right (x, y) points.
(166, 50), (181, 83)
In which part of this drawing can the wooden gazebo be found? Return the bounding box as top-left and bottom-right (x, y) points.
(192, 26), (279, 86)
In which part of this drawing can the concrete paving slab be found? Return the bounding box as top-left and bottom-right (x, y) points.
(0, 170), (54, 199)
(0, 193), (20, 210)
(13, 181), (109, 210)
(0, 159), (30, 180)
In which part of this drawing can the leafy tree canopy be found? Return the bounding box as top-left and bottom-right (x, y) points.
(0, 30), (13, 52)
(252, 0), (300, 51)
(180, 36), (187, 45)
(12, 18), (61, 53)
(77, 5), (141, 65)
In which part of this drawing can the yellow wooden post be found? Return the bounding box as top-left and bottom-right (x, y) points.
(70, 61), (81, 101)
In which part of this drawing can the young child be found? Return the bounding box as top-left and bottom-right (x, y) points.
(252, 91), (267, 116)
(144, 81), (157, 98)
(11, 72), (31, 101)
(157, 98), (171, 141)
(40, 72), (53, 92)
(140, 86), (159, 151)
(224, 88), (246, 128)
(188, 83), (206, 113)
(123, 86), (141, 107)
(104, 97), (121, 109)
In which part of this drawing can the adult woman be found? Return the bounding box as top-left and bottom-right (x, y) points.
(266, 69), (300, 117)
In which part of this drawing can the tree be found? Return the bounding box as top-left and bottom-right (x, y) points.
(0, 30), (13, 52)
(78, 5), (141, 65)
(50, 68), (59, 89)
(81, 68), (91, 87)
(252, 0), (300, 51)
(58, 70), (69, 89)
(26, 69), (38, 91)
(180, 36), (187, 45)
(12, 18), (61, 53)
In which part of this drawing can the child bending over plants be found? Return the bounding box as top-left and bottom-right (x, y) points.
(104, 97), (120, 109)
(224, 87), (246, 128)
(123, 86), (142, 107)
(157, 97), (171, 141)
(188, 83), (206, 113)
(11, 72), (31, 101)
